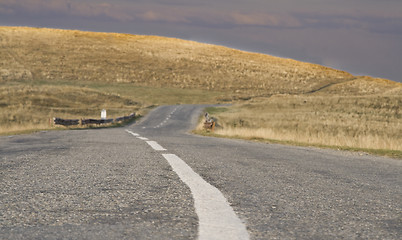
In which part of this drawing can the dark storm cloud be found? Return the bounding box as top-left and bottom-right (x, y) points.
(293, 11), (402, 36)
(1, 0), (401, 33)
(0, 0), (134, 21)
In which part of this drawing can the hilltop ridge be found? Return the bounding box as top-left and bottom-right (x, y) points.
(2, 26), (400, 97)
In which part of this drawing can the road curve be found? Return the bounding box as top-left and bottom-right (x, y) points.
(1, 104), (401, 239)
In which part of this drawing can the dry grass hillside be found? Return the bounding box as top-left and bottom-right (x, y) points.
(1, 27), (401, 156)
(1, 26), (358, 96)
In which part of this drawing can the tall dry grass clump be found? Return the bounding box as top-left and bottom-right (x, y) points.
(209, 93), (402, 151)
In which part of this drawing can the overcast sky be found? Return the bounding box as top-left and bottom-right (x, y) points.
(1, 0), (401, 82)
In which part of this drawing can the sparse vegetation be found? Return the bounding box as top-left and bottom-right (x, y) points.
(0, 84), (137, 134)
(1, 26), (401, 157)
(197, 93), (401, 152)
(0, 79), (225, 135)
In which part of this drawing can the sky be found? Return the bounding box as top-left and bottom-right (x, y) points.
(1, 0), (401, 82)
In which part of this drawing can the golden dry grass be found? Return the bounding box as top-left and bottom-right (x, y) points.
(0, 84), (141, 134)
(1, 26), (358, 97)
(201, 93), (402, 152)
(0, 80), (227, 135)
(1, 26), (401, 156)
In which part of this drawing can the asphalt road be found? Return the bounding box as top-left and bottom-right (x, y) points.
(1, 104), (401, 239)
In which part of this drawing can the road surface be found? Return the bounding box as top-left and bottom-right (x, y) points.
(1, 104), (401, 239)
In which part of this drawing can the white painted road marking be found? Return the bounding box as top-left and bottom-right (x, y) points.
(146, 141), (167, 151)
(125, 130), (139, 137)
(162, 154), (249, 240)
(125, 128), (249, 239)
(154, 106), (181, 128)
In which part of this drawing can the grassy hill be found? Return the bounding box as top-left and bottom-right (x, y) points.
(1, 27), (358, 94)
(1, 27), (401, 156)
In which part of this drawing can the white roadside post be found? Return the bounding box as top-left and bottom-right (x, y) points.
(101, 109), (107, 120)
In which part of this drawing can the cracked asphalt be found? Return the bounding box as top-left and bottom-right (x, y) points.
(1, 104), (401, 239)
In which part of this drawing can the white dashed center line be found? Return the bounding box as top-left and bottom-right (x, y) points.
(153, 106), (180, 129)
(146, 141), (167, 151)
(125, 128), (249, 240)
(125, 130), (139, 137)
(162, 154), (249, 240)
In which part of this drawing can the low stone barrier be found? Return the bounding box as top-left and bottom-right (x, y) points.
(81, 118), (114, 125)
(53, 113), (136, 126)
(114, 113), (136, 123)
(53, 118), (80, 126)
